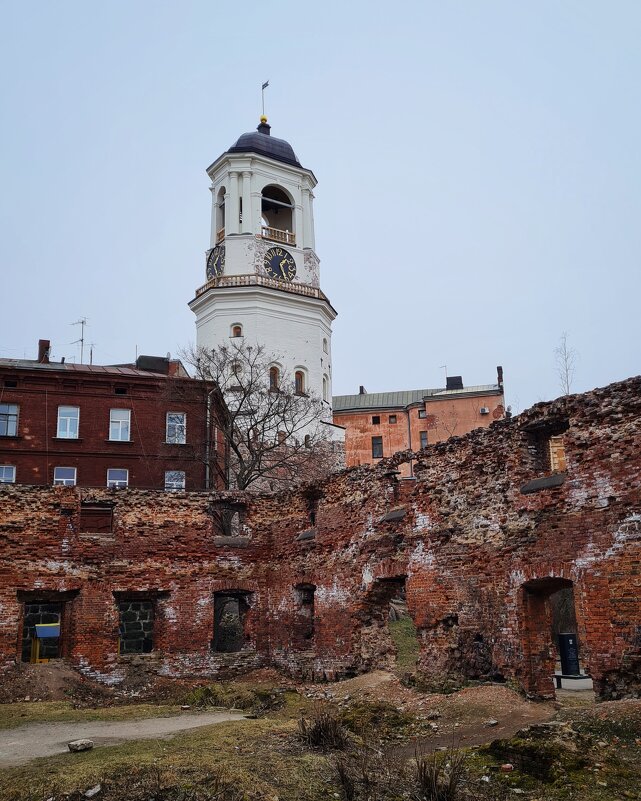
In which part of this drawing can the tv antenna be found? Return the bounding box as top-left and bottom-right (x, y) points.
(71, 318), (88, 364)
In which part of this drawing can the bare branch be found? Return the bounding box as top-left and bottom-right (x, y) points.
(182, 341), (337, 491)
(554, 332), (577, 396)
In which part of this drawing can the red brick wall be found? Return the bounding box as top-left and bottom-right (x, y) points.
(0, 366), (226, 490)
(1, 377), (640, 699)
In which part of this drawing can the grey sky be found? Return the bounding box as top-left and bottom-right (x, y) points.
(1, 1), (639, 412)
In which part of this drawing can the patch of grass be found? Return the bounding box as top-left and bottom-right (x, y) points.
(339, 699), (412, 738)
(388, 616), (420, 672)
(182, 683), (285, 715)
(0, 718), (332, 801)
(0, 701), (181, 730)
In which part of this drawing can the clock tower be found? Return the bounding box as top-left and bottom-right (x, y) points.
(189, 118), (337, 420)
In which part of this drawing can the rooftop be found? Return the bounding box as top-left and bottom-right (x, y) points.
(332, 384), (502, 412)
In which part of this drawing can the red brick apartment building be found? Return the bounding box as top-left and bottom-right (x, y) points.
(0, 340), (226, 491)
(333, 368), (506, 477)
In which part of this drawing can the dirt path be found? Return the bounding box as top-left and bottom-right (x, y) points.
(0, 710), (246, 767)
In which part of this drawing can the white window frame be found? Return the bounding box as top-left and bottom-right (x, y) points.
(107, 468), (128, 489)
(164, 470), (186, 491)
(0, 403), (19, 437)
(53, 466), (77, 486)
(0, 465), (16, 483)
(109, 409), (131, 441)
(166, 412), (187, 444)
(57, 406), (79, 439)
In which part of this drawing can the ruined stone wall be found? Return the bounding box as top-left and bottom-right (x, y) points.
(1, 377), (640, 698)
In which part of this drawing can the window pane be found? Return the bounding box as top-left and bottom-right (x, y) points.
(0, 403), (18, 436)
(53, 467), (77, 486)
(166, 413), (186, 444)
(420, 432), (428, 449)
(0, 465), (16, 483)
(110, 409), (130, 441)
(165, 470), (186, 491)
(57, 406), (79, 438)
(107, 469), (128, 488)
(371, 436), (383, 459)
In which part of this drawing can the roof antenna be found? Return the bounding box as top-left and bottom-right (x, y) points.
(261, 80), (269, 119)
(71, 318), (88, 364)
(440, 364), (448, 384)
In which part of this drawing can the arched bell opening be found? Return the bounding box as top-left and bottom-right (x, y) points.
(215, 186), (226, 243)
(260, 185), (295, 246)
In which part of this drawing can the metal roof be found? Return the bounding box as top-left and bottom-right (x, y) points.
(332, 384), (501, 412)
(0, 358), (170, 379)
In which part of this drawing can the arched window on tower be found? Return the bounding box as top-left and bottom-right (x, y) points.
(269, 365), (280, 391)
(322, 338), (328, 354)
(215, 187), (226, 243)
(260, 185), (295, 246)
(295, 370), (305, 396)
(231, 324), (243, 338)
(323, 375), (329, 403)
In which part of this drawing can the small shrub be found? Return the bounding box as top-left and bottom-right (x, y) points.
(414, 745), (467, 801)
(298, 702), (350, 750)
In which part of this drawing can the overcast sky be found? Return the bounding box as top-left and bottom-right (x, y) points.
(1, 1), (639, 412)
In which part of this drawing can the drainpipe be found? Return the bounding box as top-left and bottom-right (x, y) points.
(404, 404), (413, 478)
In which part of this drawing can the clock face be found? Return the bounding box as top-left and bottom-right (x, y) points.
(206, 246), (225, 279)
(264, 247), (296, 282)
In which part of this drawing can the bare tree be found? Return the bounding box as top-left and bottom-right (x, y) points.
(184, 341), (337, 491)
(555, 332), (577, 396)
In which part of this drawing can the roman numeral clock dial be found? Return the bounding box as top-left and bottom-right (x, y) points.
(206, 246), (225, 279)
(264, 247), (296, 282)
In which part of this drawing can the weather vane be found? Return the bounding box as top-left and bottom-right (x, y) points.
(261, 80), (269, 118)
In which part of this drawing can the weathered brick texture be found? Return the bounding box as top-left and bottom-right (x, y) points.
(1, 377), (640, 699)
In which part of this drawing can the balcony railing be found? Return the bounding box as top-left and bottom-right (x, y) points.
(261, 225), (295, 246)
(195, 273), (329, 302)
(216, 227), (225, 244)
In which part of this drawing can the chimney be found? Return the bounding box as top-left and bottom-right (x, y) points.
(37, 339), (51, 364)
(497, 365), (504, 391)
(359, 385), (367, 395)
(446, 375), (463, 390)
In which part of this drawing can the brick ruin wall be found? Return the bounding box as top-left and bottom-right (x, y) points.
(1, 376), (640, 700)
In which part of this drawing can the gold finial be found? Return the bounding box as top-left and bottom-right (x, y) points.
(260, 115), (267, 123)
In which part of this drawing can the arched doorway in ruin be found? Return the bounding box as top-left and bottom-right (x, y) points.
(519, 576), (590, 697)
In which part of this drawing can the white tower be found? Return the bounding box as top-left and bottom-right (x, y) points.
(189, 118), (337, 419)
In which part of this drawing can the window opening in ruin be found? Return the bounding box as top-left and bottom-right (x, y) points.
(371, 436), (383, 459)
(21, 601), (63, 663)
(211, 502), (245, 537)
(212, 592), (252, 652)
(389, 415), (397, 424)
(523, 418), (569, 473)
(294, 584), (316, 644)
(303, 488), (322, 527)
(117, 599), (154, 654)
(79, 502), (113, 533)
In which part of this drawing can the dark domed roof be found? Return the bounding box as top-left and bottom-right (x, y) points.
(227, 119), (301, 167)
